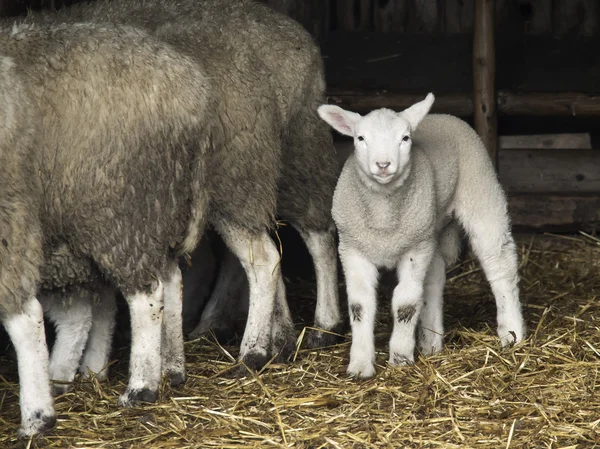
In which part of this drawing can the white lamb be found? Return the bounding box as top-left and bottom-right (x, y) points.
(318, 94), (526, 378)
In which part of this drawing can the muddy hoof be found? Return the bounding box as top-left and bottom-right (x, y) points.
(168, 371), (186, 388)
(18, 411), (57, 438)
(118, 388), (158, 407)
(307, 324), (346, 349)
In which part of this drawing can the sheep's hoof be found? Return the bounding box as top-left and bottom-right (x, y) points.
(167, 371), (186, 388)
(228, 351), (269, 377)
(388, 353), (414, 367)
(51, 382), (72, 396)
(118, 388), (158, 407)
(18, 411), (57, 438)
(270, 328), (296, 363)
(346, 362), (376, 379)
(307, 323), (345, 349)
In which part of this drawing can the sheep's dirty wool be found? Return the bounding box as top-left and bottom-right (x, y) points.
(1, 233), (599, 448)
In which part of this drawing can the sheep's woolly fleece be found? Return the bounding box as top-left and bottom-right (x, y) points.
(1, 232), (599, 448)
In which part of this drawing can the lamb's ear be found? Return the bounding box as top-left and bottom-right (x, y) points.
(400, 93), (435, 131)
(317, 104), (362, 137)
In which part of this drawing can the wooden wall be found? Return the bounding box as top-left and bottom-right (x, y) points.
(262, 0), (600, 40)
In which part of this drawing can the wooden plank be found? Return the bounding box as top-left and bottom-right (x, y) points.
(473, 0), (497, 166)
(445, 0), (474, 33)
(498, 92), (600, 117)
(499, 133), (592, 150)
(327, 89), (600, 118)
(508, 194), (600, 230)
(499, 149), (600, 194)
(554, 0), (599, 36)
(407, 0), (440, 33)
(336, 0), (372, 31)
(374, 0), (409, 32)
(326, 89), (473, 116)
(520, 0), (552, 35)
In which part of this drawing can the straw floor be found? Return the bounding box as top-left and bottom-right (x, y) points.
(2, 233), (600, 448)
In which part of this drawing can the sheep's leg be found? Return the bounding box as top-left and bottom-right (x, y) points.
(456, 205), (526, 346)
(216, 223), (280, 372)
(295, 226), (343, 348)
(188, 246), (247, 341)
(161, 263), (186, 386)
(118, 281), (164, 406)
(43, 293), (93, 394)
(340, 244), (379, 378)
(389, 241), (435, 367)
(269, 273), (295, 361)
(79, 288), (117, 381)
(417, 251), (446, 356)
(2, 297), (56, 437)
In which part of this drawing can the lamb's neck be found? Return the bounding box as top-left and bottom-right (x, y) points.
(351, 160), (416, 230)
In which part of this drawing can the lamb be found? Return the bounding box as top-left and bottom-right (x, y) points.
(318, 93), (526, 378)
(33, 0), (342, 370)
(0, 21), (212, 435)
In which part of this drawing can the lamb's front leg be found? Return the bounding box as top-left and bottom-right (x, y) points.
(389, 241), (435, 366)
(339, 244), (379, 378)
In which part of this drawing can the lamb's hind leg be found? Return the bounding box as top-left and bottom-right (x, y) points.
(216, 222), (282, 372)
(43, 291), (93, 394)
(456, 195), (526, 346)
(295, 226), (342, 348)
(2, 298), (56, 437)
(417, 251), (445, 356)
(79, 286), (117, 381)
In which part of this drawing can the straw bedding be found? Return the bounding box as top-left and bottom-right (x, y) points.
(1, 232), (600, 448)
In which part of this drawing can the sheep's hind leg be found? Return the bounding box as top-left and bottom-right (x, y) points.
(161, 263), (186, 387)
(118, 281), (164, 406)
(295, 226), (343, 348)
(3, 297), (56, 437)
(43, 292), (93, 395)
(79, 287), (117, 381)
(188, 246), (248, 341)
(269, 273), (296, 361)
(216, 223), (280, 374)
(417, 251), (445, 356)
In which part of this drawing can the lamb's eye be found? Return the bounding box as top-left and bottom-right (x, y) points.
(357, 136), (364, 142)
(402, 135), (410, 142)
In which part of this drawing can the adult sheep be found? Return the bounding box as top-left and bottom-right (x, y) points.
(36, 0), (342, 369)
(0, 21), (212, 435)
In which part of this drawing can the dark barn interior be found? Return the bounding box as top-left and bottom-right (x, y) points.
(0, 1), (599, 448)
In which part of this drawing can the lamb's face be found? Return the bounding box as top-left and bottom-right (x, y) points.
(353, 110), (412, 185)
(317, 93), (435, 187)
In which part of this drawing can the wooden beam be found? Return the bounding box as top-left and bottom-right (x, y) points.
(473, 0), (497, 166)
(326, 89), (600, 118)
(499, 133), (592, 150)
(508, 194), (600, 230)
(497, 92), (600, 117)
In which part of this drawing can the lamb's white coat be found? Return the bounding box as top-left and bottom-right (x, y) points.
(318, 94), (526, 378)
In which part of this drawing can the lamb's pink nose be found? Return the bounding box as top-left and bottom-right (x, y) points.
(376, 161), (390, 169)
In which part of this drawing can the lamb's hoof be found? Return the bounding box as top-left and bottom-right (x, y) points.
(389, 353), (414, 367)
(51, 382), (72, 396)
(307, 324), (345, 349)
(118, 388), (158, 407)
(498, 324), (526, 348)
(346, 361), (376, 379)
(167, 371), (186, 388)
(18, 411), (57, 438)
(227, 351), (269, 377)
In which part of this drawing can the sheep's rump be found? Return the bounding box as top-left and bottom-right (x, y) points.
(36, 0), (338, 232)
(0, 22), (212, 294)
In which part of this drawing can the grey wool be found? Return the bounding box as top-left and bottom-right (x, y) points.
(319, 94), (526, 378)
(0, 21), (212, 436)
(32, 0), (342, 376)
